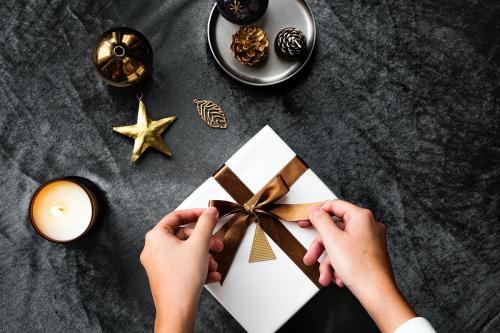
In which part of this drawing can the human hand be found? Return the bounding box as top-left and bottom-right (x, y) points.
(140, 207), (223, 333)
(302, 200), (416, 333)
(301, 200), (392, 291)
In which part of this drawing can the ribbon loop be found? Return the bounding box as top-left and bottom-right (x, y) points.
(250, 175), (290, 209)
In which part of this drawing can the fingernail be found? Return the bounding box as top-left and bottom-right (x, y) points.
(206, 207), (218, 217)
(319, 275), (327, 286)
(217, 238), (224, 251)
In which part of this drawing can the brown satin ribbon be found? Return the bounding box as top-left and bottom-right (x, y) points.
(209, 156), (324, 288)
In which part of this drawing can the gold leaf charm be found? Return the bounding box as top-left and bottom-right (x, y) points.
(193, 99), (228, 129)
(249, 224), (276, 263)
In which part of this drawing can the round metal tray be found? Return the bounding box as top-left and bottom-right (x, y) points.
(207, 0), (316, 86)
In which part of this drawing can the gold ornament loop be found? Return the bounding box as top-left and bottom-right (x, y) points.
(136, 90), (144, 101)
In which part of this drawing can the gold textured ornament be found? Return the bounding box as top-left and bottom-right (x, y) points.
(249, 223), (276, 263)
(231, 25), (269, 66)
(193, 99), (228, 129)
(113, 93), (176, 162)
(92, 27), (153, 87)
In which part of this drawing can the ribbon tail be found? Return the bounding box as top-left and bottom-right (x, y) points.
(268, 201), (327, 221)
(259, 215), (322, 289)
(212, 214), (252, 285)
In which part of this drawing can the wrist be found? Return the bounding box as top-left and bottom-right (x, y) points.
(155, 300), (198, 333)
(350, 274), (416, 333)
(348, 269), (395, 304)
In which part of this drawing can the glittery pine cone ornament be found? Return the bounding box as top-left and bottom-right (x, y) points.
(231, 26), (269, 66)
(275, 27), (307, 61)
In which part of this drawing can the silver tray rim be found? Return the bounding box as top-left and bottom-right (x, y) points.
(206, 1), (317, 87)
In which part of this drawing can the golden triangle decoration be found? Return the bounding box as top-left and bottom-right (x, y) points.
(249, 223), (276, 263)
(113, 94), (176, 162)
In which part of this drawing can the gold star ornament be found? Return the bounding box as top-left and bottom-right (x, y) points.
(113, 98), (176, 162)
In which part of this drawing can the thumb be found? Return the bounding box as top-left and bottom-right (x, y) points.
(191, 207), (219, 246)
(308, 206), (343, 239)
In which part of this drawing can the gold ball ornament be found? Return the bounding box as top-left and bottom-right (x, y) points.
(92, 27), (153, 87)
(231, 26), (269, 66)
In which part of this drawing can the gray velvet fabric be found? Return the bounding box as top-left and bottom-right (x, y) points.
(1, 0), (499, 332)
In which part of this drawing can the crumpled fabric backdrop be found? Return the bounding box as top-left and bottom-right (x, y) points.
(1, 0), (499, 332)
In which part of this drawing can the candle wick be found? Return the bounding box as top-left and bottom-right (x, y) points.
(51, 205), (65, 217)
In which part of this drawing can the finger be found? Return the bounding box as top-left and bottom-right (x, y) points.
(335, 220), (346, 231)
(157, 208), (206, 233)
(176, 228), (224, 252)
(320, 199), (363, 222)
(303, 236), (325, 266)
(175, 227), (193, 240)
(210, 236), (224, 252)
(308, 206), (343, 237)
(191, 207), (219, 246)
(319, 258), (333, 286)
(298, 220), (312, 228)
(205, 271), (221, 284)
(333, 271), (345, 288)
(208, 256), (218, 272)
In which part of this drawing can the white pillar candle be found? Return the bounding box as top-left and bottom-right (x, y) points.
(30, 179), (98, 242)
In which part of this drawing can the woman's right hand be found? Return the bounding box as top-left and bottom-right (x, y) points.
(302, 200), (417, 333)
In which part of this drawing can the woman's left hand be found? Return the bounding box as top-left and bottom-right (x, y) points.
(140, 207), (223, 333)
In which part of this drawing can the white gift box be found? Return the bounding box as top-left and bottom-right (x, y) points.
(177, 126), (337, 333)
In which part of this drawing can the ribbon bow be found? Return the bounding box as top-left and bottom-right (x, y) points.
(209, 156), (324, 287)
